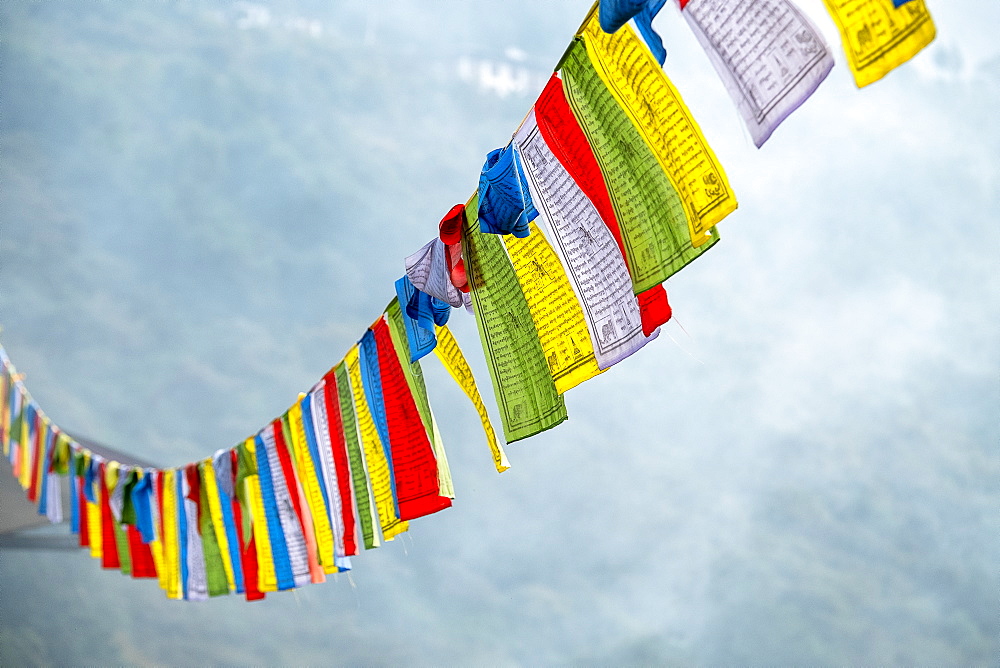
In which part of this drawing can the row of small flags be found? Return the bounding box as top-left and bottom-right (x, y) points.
(1, 0), (934, 601)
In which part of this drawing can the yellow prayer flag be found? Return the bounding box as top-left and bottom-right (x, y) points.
(161, 469), (182, 599)
(287, 401), (337, 575)
(822, 0), (935, 87)
(579, 7), (736, 247)
(433, 324), (510, 473)
(503, 220), (604, 394)
(242, 437), (279, 593)
(344, 345), (408, 542)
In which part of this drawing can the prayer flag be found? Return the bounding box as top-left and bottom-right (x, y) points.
(514, 109), (655, 371)
(386, 300), (455, 498)
(333, 362), (380, 550)
(821, 0), (935, 87)
(345, 345), (408, 542)
(478, 144), (538, 238)
(502, 219), (605, 393)
(371, 316), (452, 520)
(682, 0), (834, 147)
(463, 193), (568, 443)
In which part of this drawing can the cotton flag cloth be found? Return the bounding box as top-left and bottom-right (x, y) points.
(385, 300), (456, 496)
(821, 0), (935, 87)
(370, 316), (452, 520)
(513, 108), (655, 370)
(463, 194), (568, 443)
(333, 362), (380, 550)
(576, 8), (737, 248)
(345, 345), (408, 542)
(431, 323), (509, 473)
(406, 238), (464, 308)
(478, 144), (538, 238)
(533, 74), (671, 336)
(560, 39), (720, 291)
(502, 218), (605, 393)
(681, 0), (834, 148)
(313, 370), (360, 556)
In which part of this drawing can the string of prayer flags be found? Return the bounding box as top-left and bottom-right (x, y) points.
(821, 0), (935, 87)
(513, 108), (657, 369)
(463, 194), (569, 443)
(680, 0), (835, 148)
(477, 144), (538, 238)
(598, 0), (669, 65)
(576, 6), (737, 250)
(0, 0), (941, 604)
(533, 74), (671, 337)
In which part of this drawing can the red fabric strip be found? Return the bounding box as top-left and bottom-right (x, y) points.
(127, 524), (157, 578)
(371, 319), (451, 521)
(637, 284), (672, 335)
(535, 72), (671, 333)
(99, 463), (121, 569)
(26, 413), (42, 503)
(78, 476), (90, 548)
(439, 203), (466, 245)
(321, 370), (358, 556)
(184, 463), (203, 536)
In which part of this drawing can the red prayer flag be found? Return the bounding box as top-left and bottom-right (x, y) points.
(99, 463), (121, 570)
(371, 318), (451, 521)
(127, 524), (157, 578)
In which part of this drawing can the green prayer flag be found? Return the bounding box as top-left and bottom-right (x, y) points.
(463, 194), (567, 443)
(334, 362), (377, 550)
(561, 38), (718, 292)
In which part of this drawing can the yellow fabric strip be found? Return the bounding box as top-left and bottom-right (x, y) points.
(18, 412), (33, 490)
(433, 324), (510, 472)
(288, 401), (337, 574)
(345, 345), (408, 542)
(822, 0), (935, 88)
(201, 457), (237, 592)
(161, 469), (182, 599)
(503, 220), (604, 394)
(580, 9), (736, 247)
(147, 471), (167, 592)
(428, 408), (454, 499)
(242, 437), (278, 593)
(86, 497), (103, 560)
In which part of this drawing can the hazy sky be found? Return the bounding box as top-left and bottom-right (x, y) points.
(1, 1), (997, 665)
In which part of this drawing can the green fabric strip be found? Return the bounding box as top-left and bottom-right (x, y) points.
(334, 362), (377, 550)
(198, 463), (230, 597)
(560, 38), (718, 292)
(463, 194), (567, 443)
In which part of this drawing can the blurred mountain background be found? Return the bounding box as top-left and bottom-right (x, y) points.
(1, 1), (997, 664)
